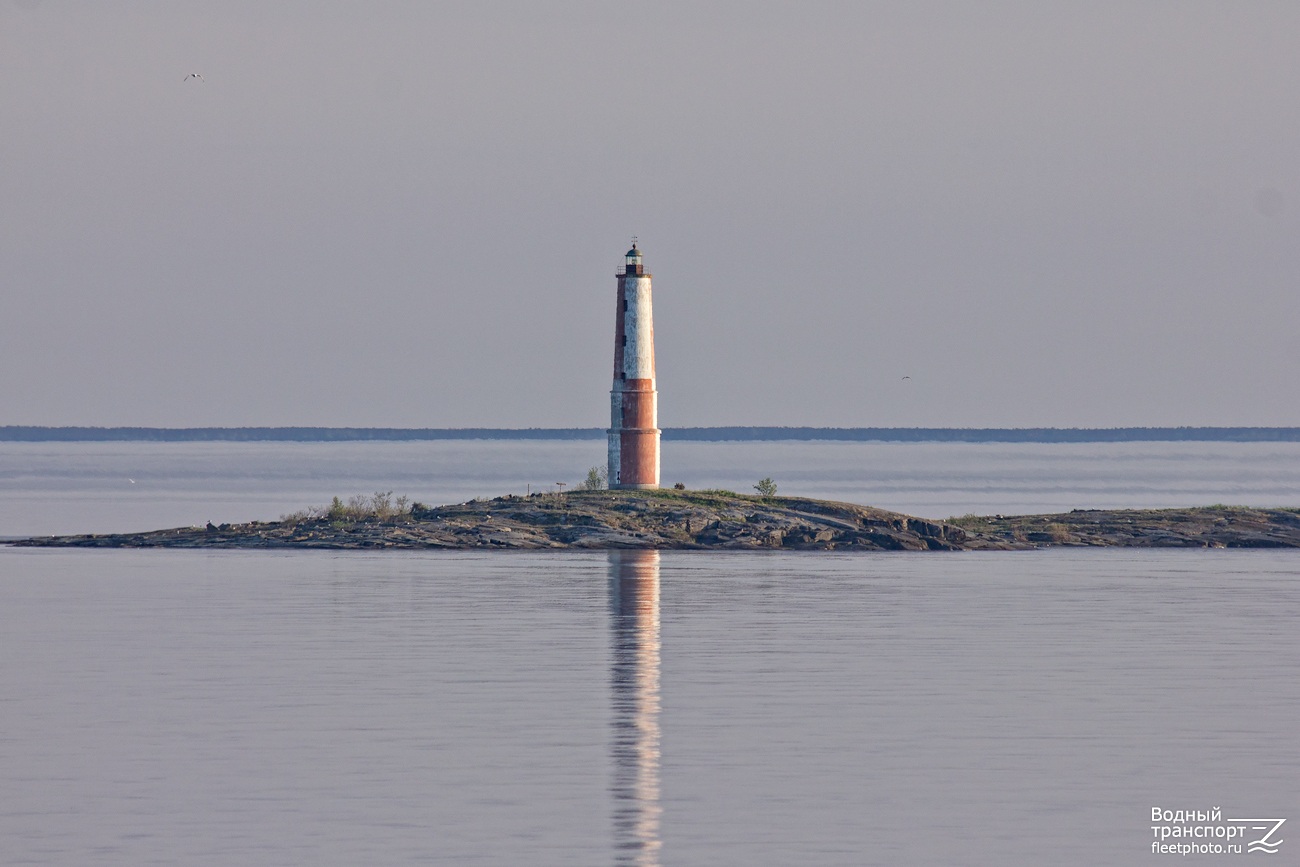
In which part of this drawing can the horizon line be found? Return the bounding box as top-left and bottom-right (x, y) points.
(3, 425), (1300, 443)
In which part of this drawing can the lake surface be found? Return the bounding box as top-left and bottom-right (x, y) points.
(2, 441), (1297, 865)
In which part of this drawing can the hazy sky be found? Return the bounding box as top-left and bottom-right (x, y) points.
(2, 1), (1296, 428)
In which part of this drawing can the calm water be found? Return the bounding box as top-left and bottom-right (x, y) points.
(2, 548), (1296, 866)
(1, 442), (1298, 865)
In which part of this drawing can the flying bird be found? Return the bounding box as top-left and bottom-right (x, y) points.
(901, 376), (911, 380)
(183, 73), (205, 82)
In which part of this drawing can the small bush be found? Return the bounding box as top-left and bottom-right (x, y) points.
(280, 506), (326, 525)
(754, 478), (778, 497)
(292, 492), (414, 523)
(579, 466), (608, 491)
(1044, 522), (1073, 542)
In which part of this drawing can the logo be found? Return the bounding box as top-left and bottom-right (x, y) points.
(1233, 818), (1286, 855)
(1151, 808), (1286, 856)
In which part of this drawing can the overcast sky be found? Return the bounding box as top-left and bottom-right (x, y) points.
(2, 1), (1296, 428)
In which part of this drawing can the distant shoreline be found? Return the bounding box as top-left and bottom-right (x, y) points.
(4, 426), (1300, 444)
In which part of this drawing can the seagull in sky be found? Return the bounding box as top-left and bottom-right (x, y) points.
(901, 376), (911, 380)
(183, 73), (205, 82)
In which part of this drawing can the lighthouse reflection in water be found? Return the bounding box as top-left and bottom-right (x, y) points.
(608, 550), (663, 866)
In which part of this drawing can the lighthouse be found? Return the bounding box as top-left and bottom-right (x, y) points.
(608, 242), (661, 489)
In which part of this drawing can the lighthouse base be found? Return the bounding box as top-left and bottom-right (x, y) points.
(607, 427), (660, 490)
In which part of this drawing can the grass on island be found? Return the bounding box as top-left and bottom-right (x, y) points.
(280, 491), (415, 526)
(278, 484), (788, 528)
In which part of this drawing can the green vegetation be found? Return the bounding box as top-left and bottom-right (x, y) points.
(1043, 522), (1073, 542)
(948, 513), (992, 529)
(566, 486), (765, 510)
(754, 477), (778, 497)
(281, 491), (412, 525)
(578, 466), (608, 491)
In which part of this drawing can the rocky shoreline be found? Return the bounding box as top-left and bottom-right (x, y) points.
(950, 505), (1300, 549)
(10, 489), (1300, 551)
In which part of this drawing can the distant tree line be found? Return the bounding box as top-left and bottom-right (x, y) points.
(4, 426), (1300, 443)
(0, 427), (600, 442)
(665, 427), (1300, 443)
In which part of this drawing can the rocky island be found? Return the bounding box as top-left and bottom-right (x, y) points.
(11, 489), (1300, 551)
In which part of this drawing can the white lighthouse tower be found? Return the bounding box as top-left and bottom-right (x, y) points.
(608, 242), (661, 489)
